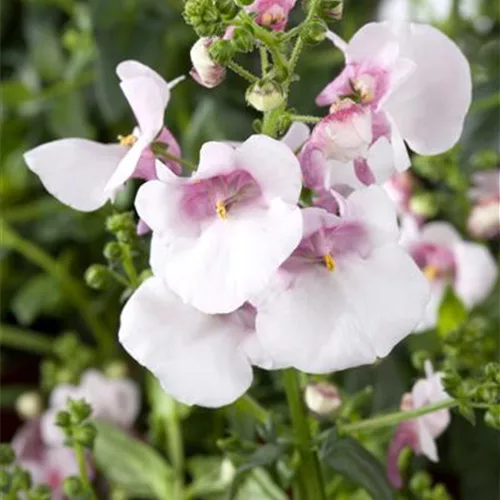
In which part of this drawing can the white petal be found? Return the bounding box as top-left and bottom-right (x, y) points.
(420, 222), (462, 247)
(281, 122), (311, 152)
(453, 241), (497, 308)
(193, 141), (236, 179)
(388, 114), (412, 171)
(384, 23), (472, 155)
(256, 244), (429, 373)
(164, 200), (303, 314)
(366, 136), (396, 184)
(234, 135), (302, 205)
(150, 232), (170, 276)
(119, 277), (253, 407)
(416, 419), (439, 462)
(326, 159), (364, 190)
(326, 30), (348, 53)
(414, 281), (446, 332)
(344, 22), (396, 64)
(24, 139), (124, 211)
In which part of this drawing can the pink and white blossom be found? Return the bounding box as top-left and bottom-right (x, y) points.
(24, 60), (183, 212)
(387, 361), (451, 489)
(41, 370), (140, 447)
(135, 135), (303, 314)
(309, 22), (471, 190)
(252, 186), (429, 373)
(401, 217), (498, 331)
(12, 419), (80, 500)
(119, 274), (281, 407)
(190, 38), (226, 88)
(246, 0), (297, 31)
(467, 170), (500, 239)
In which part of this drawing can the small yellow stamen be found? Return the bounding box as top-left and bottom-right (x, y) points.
(323, 254), (336, 272)
(118, 134), (137, 147)
(423, 265), (439, 281)
(216, 200), (228, 220)
(261, 11), (284, 26)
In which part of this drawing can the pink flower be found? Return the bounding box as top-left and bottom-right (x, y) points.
(190, 38), (226, 88)
(252, 186), (429, 373)
(41, 370), (140, 447)
(246, 0), (297, 31)
(135, 135), (303, 314)
(12, 419), (79, 499)
(401, 217), (497, 331)
(387, 361), (451, 489)
(467, 170), (500, 239)
(312, 22), (471, 189)
(24, 61), (183, 212)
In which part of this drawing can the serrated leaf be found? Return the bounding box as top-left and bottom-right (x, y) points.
(93, 421), (174, 499)
(438, 286), (468, 337)
(320, 432), (394, 500)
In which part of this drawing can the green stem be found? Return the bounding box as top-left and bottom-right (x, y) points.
(233, 394), (270, 424)
(226, 61), (259, 83)
(339, 399), (459, 434)
(260, 46), (269, 77)
(0, 324), (53, 354)
(0, 221), (112, 354)
(288, 114), (322, 124)
(165, 404), (185, 499)
(120, 243), (140, 289)
(74, 443), (97, 499)
(282, 369), (326, 500)
(159, 150), (197, 171)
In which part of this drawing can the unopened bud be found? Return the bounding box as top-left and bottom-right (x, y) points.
(301, 18), (328, 45)
(246, 81), (284, 112)
(15, 392), (42, 419)
(106, 213), (135, 234)
(208, 38), (235, 65)
(68, 399), (93, 424)
(63, 476), (84, 497)
(55, 410), (71, 428)
(0, 444), (15, 466)
(232, 26), (254, 53)
(304, 382), (341, 416)
(409, 192), (438, 218)
(321, 0), (342, 20)
(104, 241), (122, 262)
(190, 38), (226, 88)
(85, 264), (112, 290)
(73, 422), (97, 448)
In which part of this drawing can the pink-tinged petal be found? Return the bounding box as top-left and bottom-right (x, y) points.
(301, 142), (329, 190)
(420, 221), (462, 247)
(116, 60), (169, 97)
(326, 30), (348, 53)
(414, 280), (446, 332)
(119, 277), (253, 407)
(281, 122), (310, 152)
(416, 418), (439, 461)
(325, 158), (364, 191)
(234, 135), (302, 204)
(387, 421), (418, 489)
(345, 185), (400, 247)
(453, 241), (497, 308)
(364, 136), (395, 184)
(164, 200), (303, 314)
(384, 23), (472, 155)
(389, 115), (411, 171)
(120, 76), (166, 138)
(256, 244), (428, 373)
(135, 179), (201, 239)
(193, 142), (237, 179)
(24, 139), (125, 211)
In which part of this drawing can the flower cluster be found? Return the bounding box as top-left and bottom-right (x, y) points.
(24, 16), (483, 410)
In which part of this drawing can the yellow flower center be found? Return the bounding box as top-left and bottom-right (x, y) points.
(216, 200), (228, 220)
(323, 254), (336, 272)
(261, 11), (284, 26)
(423, 265), (439, 281)
(118, 134), (137, 147)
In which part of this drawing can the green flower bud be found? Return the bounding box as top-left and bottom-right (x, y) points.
(409, 192), (439, 218)
(208, 39), (235, 65)
(246, 81), (285, 112)
(484, 406), (500, 430)
(85, 264), (112, 290)
(0, 444), (15, 466)
(73, 422), (97, 448)
(15, 391), (42, 420)
(68, 399), (93, 424)
(104, 242), (122, 262)
(215, 0), (238, 16)
(301, 18), (328, 45)
(27, 484), (51, 500)
(184, 0), (224, 37)
(63, 476), (84, 497)
(232, 26), (254, 53)
(234, 0), (254, 6)
(106, 213), (135, 234)
(11, 466), (31, 492)
(55, 410), (72, 428)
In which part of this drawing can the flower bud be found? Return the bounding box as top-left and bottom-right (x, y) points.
(409, 192), (439, 218)
(311, 99), (372, 163)
(106, 212), (135, 234)
(0, 444), (15, 466)
(63, 476), (84, 497)
(28, 484), (51, 500)
(467, 200), (500, 239)
(246, 81), (285, 112)
(85, 264), (112, 290)
(68, 399), (93, 424)
(104, 241), (122, 262)
(15, 391), (42, 420)
(190, 38), (227, 88)
(304, 382), (341, 415)
(55, 410), (71, 428)
(301, 18), (328, 45)
(321, 0), (342, 20)
(73, 422), (97, 448)
(183, 0), (224, 37)
(232, 26), (254, 53)
(208, 38), (235, 65)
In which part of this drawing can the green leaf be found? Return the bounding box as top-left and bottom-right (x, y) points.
(237, 443), (286, 473)
(235, 468), (287, 500)
(438, 286), (468, 337)
(185, 456), (235, 498)
(93, 421), (174, 499)
(320, 432), (395, 500)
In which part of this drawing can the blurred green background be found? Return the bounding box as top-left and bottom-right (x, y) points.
(1, 0), (499, 498)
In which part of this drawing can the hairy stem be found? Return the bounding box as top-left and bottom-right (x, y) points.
(288, 114), (322, 124)
(226, 61), (259, 83)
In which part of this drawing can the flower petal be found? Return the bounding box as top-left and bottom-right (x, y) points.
(420, 222), (462, 246)
(193, 141), (237, 179)
(164, 199), (303, 314)
(24, 139), (124, 211)
(384, 23), (472, 154)
(234, 135), (302, 204)
(453, 241), (497, 308)
(281, 122), (310, 152)
(119, 277), (253, 407)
